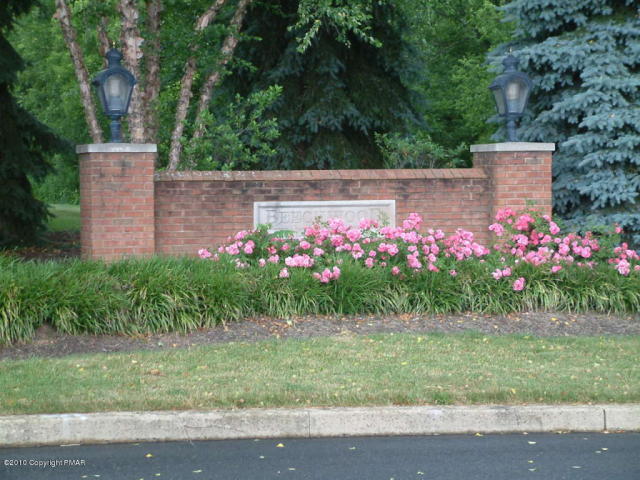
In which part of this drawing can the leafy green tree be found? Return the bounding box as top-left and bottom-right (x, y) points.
(411, 0), (512, 162)
(230, 0), (424, 169)
(0, 0), (67, 246)
(497, 0), (640, 244)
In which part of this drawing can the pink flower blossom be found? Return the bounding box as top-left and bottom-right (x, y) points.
(391, 266), (401, 276)
(279, 268), (289, 279)
(243, 240), (255, 254)
(365, 257), (375, 268)
(449, 270), (457, 276)
(488, 223), (505, 236)
(513, 277), (526, 291)
(285, 254), (314, 268)
(495, 208), (516, 222)
(299, 240), (311, 250)
(258, 258), (267, 267)
(402, 212), (422, 230)
(346, 228), (362, 242)
(198, 248), (212, 259)
(407, 254), (422, 270)
(515, 214), (535, 231)
(225, 243), (240, 255)
(313, 247), (325, 256)
(267, 255), (280, 264)
(617, 259), (631, 276)
(234, 230), (249, 241)
(359, 218), (379, 230)
(551, 265), (562, 274)
(313, 266), (341, 283)
(492, 269), (503, 280)
(330, 235), (344, 247)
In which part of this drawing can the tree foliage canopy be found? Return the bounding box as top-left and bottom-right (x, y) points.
(0, 0), (67, 246)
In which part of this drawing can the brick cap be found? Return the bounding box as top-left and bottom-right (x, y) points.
(470, 142), (555, 153)
(76, 143), (157, 154)
(155, 168), (488, 182)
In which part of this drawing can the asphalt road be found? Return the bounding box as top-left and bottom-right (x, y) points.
(1, 432), (639, 480)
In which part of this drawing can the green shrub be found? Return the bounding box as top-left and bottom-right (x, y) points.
(0, 253), (638, 346)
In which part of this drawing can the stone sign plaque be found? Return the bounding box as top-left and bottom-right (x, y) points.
(254, 200), (396, 233)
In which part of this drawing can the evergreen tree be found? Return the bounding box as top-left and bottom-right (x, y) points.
(0, 0), (66, 246)
(229, 0), (424, 169)
(497, 0), (640, 244)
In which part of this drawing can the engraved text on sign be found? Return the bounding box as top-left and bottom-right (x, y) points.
(254, 200), (396, 233)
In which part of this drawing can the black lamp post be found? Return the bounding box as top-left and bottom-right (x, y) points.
(92, 48), (136, 143)
(489, 54), (532, 142)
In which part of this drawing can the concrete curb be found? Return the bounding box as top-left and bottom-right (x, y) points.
(1, 405), (638, 447)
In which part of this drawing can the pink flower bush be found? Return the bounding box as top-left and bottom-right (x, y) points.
(513, 277), (526, 291)
(313, 266), (341, 283)
(198, 248), (212, 259)
(199, 210), (639, 289)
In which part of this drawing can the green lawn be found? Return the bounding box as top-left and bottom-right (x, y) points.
(1, 332), (638, 415)
(48, 203), (80, 232)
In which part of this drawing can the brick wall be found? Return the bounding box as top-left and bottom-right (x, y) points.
(154, 169), (492, 256)
(78, 143), (554, 260)
(78, 145), (156, 262)
(472, 144), (553, 219)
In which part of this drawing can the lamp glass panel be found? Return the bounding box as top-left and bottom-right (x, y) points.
(105, 74), (127, 113)
(492, 89), (506, 115)
(505, 78), (527, 114)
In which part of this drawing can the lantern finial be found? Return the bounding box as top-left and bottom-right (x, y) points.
(489, 53), (532, 142)
(91, 47), (137, 142)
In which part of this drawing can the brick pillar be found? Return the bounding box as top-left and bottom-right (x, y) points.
(77, 144), (156, 261)
(471, 142), (554, 223)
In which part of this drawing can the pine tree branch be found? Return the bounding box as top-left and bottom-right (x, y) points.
(167, 0), (228, 170)
(54, 0), (104, 144)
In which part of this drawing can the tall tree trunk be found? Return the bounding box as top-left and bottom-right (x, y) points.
(143, 0), (162, 143)
(96, 16), (111, 68)
(166, 0), (228, 171)
(191, 0), (252, 141)
(54, 0), (104, 143)
(118, 0), (146, 143)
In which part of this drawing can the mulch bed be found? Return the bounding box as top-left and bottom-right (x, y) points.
(2, 231), (81, 262)
(1, 311), (638, 361)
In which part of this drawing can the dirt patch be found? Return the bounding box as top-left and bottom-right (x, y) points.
(2, 231), (80, 262)
(1, 311), (638, 361)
